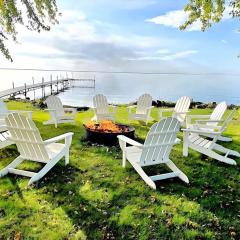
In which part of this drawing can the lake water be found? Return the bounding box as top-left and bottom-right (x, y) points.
(1, 70), (240, 106)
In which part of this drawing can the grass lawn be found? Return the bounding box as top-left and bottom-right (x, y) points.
(0, 101), (239, 240)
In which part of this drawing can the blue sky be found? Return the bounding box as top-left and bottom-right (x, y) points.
(1, 0), (240, 104)
(1, 0), (239, 73)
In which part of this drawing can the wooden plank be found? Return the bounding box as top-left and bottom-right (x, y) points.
(8, 168), (36, 177)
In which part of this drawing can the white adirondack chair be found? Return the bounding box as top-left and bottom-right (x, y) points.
(186, 101), (232, 142)
(0, 113), (74, 185)
(159, 96), (191, 126)
(92, 94), (117, 122)
(0, 99), (32, 149)
(43, 95), (77, 128)
(182, 111), (240, 165)
(118, 117), (189, 189)
(127, 94), (154, 125)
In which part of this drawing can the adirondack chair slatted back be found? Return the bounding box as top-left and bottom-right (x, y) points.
(5, 113), (49, 161)
(173, 96), (191, 123)
(136, 94), (152, 114)
(140, 117), (180, 166)
(208, 101), (227, 126)
(220, 108), (236, 132)
(93, 94), (109, 114)
(45, 96), (65, 117)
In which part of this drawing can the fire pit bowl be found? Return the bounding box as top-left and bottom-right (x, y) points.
(83, 121), (135, 146)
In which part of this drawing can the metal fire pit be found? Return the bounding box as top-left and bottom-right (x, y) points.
(83, 123), (135, 146)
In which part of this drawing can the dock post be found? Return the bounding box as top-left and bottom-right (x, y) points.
(32, 77), (35, 100)
(50, 75), (53, 95)
(42, 77), (45, 98)
(57, 76), (59, 93)
(24, 83), (27, 99)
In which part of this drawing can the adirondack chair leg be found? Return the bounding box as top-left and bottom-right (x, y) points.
(0, 156), (24, 178)
(122, 151), (126, 167)
(192, 144), (237, 165)
(65, 149), (70, 165)
(118, 139), (127, 167)
(64, 135), (73, 165)
(183, 133), (189, 157)
(129, 160), (156, 189)
(28, 152), (65, 185)
(166, 160), (189, 183)
(206, 150), (237, 165)
(213, 143), (240, 157)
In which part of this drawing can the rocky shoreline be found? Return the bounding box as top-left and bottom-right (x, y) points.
(5, 97), (238, 111)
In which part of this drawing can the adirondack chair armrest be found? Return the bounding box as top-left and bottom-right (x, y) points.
(44, 132), (74, 145)
(182, 128), (221, 135)
(117, 135), (143, 148)
(195, 119), (224, 124)
(0, 125), (8, 132)
(186, 114), (211, 125)
(191, 124), (222, 130)
(187, 114), (211, 120)
(146, 106), (154, 110)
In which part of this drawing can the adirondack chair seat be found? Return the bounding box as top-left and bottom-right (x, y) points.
(45, 143), (66, 159)
(183, 127), (239, 165)
(92, 109), (116, 121)
(128, 110), (154, 121)
(44, 96), (77, 128)
(159, 96), (191, 126)
(0, 113), (74, 185)
(118, 118), (189, 189)
(128, 94), (154, 125)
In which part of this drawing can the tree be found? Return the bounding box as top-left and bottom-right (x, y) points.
(0, 0), (58, 61)
(180, 0), (240, 31)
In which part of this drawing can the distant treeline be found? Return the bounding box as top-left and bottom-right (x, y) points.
(151, 100), (237, 109)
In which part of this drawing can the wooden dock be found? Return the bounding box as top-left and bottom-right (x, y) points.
(0, 77), (95, 99)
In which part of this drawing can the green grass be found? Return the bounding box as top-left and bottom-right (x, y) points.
(0, 100), (240, 239)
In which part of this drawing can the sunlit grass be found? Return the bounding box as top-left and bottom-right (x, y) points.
(0, 100), (239, 239)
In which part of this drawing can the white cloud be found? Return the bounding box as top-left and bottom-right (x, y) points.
(79, 0), (157, 10)
(3, 9), (177, 66)
(146, 10), (202, 31)
(146, 6), (232, 31)
(221, 39), (227, 44)
(160, 50), (198, 60)
(127, 50), (198, 61)
(157, 49), (170, 54)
